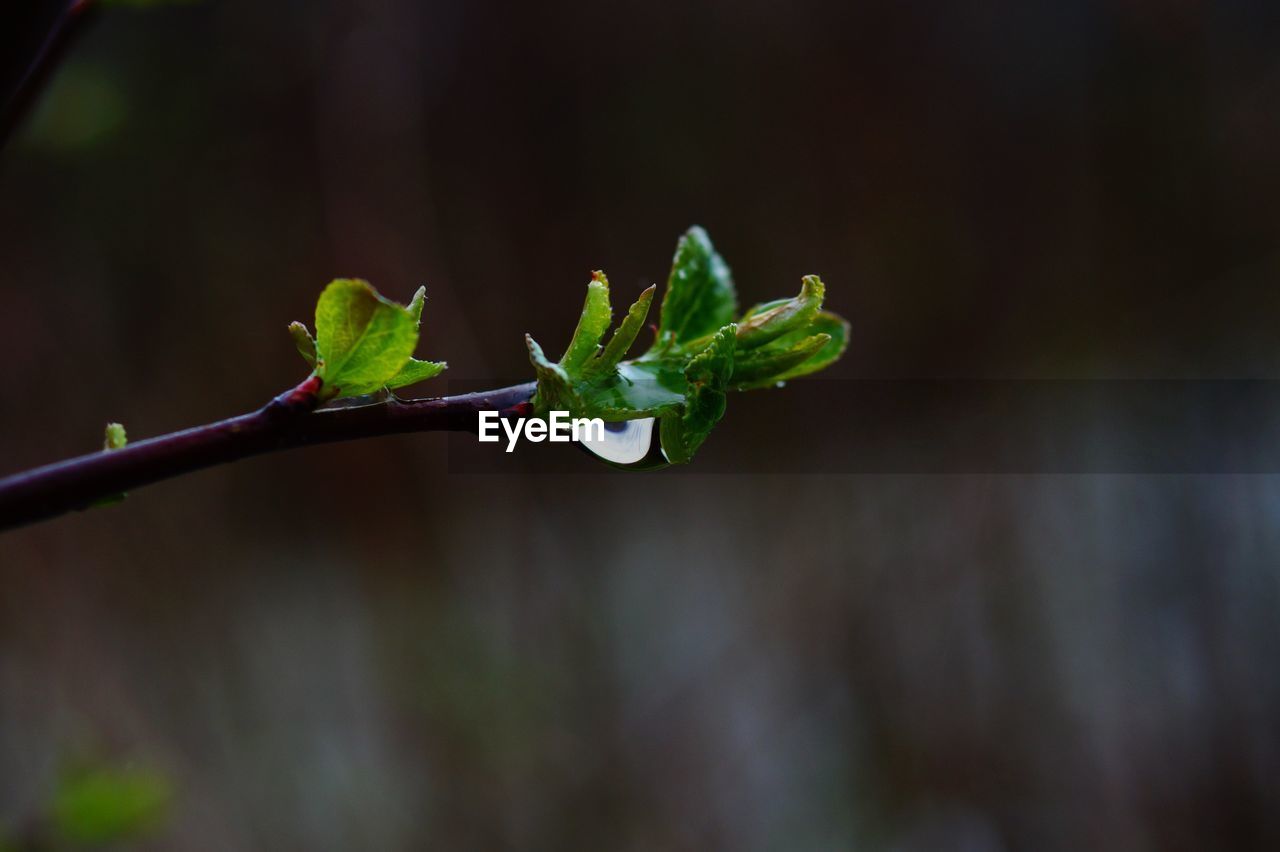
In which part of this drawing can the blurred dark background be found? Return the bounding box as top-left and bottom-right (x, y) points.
(3, 0), (1280, 848)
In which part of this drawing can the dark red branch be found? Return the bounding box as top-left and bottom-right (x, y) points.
(0, 380), (536, 532)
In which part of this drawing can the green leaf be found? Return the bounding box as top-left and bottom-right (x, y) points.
(757, 310), (850, 384)
(659, 324), (736, 463)
(385, 357), (447, 391)
(577, 361), (686, 420)
(288, 321), (317, 367)
(291, 279), (447, 400)
(53, 767), (171, 845)
(526, 226), (847, 466)
(735, 275), (825, 350)
(383, 287), (445, 390)
(314, 279), (417, 398)
(585, 284), (656, 376)
(560, 272), (613, 372)
(730, 333), (832, 389)
(656, 226), (737, 345)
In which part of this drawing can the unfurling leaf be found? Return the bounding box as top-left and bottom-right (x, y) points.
(290, 279), (446, 400)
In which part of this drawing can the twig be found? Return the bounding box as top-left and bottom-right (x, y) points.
(0, 380), (536, 532)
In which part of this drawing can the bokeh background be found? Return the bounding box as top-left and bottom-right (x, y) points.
(4, 0), (1280, 848)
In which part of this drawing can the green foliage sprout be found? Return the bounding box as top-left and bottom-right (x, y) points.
(289, 278), (446, 401)
(526, 226), (849, 463)
(284, 228), (848, 464)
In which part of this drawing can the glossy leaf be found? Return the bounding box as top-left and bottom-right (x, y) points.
(659, 324), (736, 463)
(656, 226), (737, 345)
(527, 226), (848, 465)
(581, 362), (686, 420)
(560, 273), (612, 372)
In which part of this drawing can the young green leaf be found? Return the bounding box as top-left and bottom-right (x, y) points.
(659, 323), (736, 463)
(527, 226), (848, 465)
(288, 321), (317, 367)
(579, 362), (686, 420)
(290, 279), (447, 401)
(762, 310), (850, 383)
(528, 325), (683, 420)
(384, 286), (444, 391)
(729, 333), (832, 389)
(313, 279), (417, 398)
(735, 275), (824, 350)
(385, 358), (447, 391)
(656, 226), (737, 345)
(585, 284), (656, 376)
(560, 272), (613, 373)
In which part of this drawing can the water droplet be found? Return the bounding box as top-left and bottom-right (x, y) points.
(578, 417), (669, 469)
